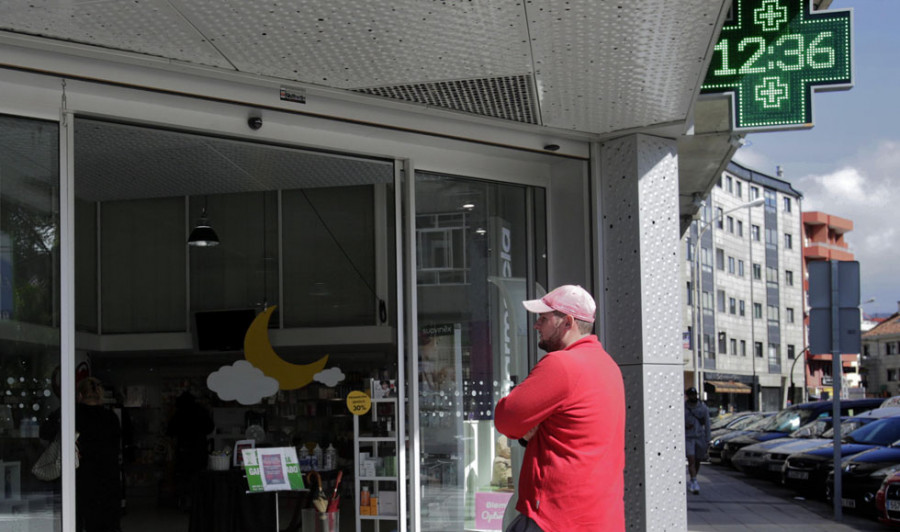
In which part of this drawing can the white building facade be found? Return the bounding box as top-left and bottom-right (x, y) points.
(683, 162), (805, 412)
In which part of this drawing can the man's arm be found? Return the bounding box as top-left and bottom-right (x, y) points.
(495, 355), (568, 439)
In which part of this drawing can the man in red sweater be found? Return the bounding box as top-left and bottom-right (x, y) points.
(495, 285), (625, 531)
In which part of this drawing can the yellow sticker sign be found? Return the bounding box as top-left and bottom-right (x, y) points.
(346, 390), (371, 416)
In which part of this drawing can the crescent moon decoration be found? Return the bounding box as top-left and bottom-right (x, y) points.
(244, 306), (329, 390)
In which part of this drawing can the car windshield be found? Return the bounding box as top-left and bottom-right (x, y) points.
(711, 414), (741, 430)
(764, 408), (817, 433)
(790, 419), (829, 439)
(746, 415), (774, 430)
(722, 414), (762, 431)
(844, 418), (900, 446)
(822, 420), (866, 439)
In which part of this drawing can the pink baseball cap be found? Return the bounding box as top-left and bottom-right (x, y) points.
(522, 285), (596, 323)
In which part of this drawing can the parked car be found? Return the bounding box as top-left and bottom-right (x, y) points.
(731, 416), (875, 478)
(827, 443), (900, 516)
(783, 416), (900, 498)
(721, 399), (884, 465)
(710, 411), (772, 441)
(708, 414), (774, 465)
(875, 470), (900, 527)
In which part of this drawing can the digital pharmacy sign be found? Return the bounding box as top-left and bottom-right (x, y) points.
(700, 0), (852, 131)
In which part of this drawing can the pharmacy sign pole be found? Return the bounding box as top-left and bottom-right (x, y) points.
(701, 0), (852, 131)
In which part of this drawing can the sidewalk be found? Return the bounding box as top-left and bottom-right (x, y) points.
(687, 464), (888, 531)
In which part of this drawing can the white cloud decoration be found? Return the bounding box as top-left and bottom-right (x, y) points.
(207, 360), (279, 405)
(314, 367), (346, 387)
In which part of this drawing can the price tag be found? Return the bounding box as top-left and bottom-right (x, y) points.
(346, 390), (372, 416)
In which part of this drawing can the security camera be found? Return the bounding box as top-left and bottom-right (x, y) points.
(248, 116), (263, 130)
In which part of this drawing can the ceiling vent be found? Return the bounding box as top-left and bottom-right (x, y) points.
(354, 74), (539, 125)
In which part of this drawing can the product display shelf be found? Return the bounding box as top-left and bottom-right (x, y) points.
(353, 396), (400, 532)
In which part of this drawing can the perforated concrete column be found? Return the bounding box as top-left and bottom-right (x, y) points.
(594, 134), (686, 531)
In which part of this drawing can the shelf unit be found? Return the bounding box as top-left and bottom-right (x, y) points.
(354, 396), (400, 532)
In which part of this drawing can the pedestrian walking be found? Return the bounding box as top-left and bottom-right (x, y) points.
(685, 386), (711, 495)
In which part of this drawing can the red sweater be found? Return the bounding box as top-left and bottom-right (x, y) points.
(495, 335), (625, 531)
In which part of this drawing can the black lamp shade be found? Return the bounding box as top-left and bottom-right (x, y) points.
(188, 220), (219, 247)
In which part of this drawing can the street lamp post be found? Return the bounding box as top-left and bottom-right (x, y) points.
(692, 197), (765, 399)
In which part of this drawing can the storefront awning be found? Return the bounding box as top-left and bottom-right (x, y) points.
(706, 380), (751, 394)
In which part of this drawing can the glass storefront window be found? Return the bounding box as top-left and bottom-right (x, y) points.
(0, 114), (62, 529)
(415, 171), (544, 531)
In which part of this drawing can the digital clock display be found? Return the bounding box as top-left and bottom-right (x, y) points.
(700, 0), (852, 131)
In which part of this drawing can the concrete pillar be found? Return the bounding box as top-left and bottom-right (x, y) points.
(594, 134), (686, 530)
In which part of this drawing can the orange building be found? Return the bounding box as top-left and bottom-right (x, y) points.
(802, 212), (861, 399)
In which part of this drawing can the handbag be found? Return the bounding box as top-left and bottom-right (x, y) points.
(32, 432), (79, 481)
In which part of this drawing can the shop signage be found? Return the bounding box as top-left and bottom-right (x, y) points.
(346, 390), (372, 416)
(701, 0), (852, 130)
(242, 447), (304, 492)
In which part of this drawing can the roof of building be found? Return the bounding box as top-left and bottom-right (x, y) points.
(725, 160), (804, 199)
(863, 313), (900, 339)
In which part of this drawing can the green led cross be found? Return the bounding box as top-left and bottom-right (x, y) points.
(754, 0), (788, 32)
(700, 0), (852, 131)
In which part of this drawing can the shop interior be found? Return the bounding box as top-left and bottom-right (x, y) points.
(8, 116), (402, 532)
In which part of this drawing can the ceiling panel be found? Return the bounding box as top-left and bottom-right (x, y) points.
(0, 0), (728, 136)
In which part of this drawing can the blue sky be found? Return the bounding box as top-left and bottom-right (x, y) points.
(732, 0), (900, 317)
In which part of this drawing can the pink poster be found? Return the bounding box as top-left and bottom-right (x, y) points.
(474, 491), (513, 530)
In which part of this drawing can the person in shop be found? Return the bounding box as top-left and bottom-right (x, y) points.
(684, 386), (711, 495)
(167, 389), (214, 510)
(495, 285), (625, 531)
(75, 377), (122, 532)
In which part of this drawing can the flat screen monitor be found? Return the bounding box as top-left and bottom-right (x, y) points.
(194, 308), (257, 352)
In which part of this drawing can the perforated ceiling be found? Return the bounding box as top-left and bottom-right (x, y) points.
(0, 0), (726, 136)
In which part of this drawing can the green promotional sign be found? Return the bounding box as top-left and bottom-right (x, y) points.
(701, 0), (852, 130)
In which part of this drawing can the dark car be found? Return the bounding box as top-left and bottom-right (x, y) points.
(876, 470), (900, 527)
(827, 444), (900, 516)
(709, 414), (774, 465)
(710, 411), (773, 441)
(783, 416), (900, 498)
(721, 398), (883, 465)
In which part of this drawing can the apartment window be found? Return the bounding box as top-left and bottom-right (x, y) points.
(739, 300), (746, 317)
(751, 186), (760, 199)
(765, 228), (778, 246)
(786, 307), (795, 323)
(783, 197), (792, 212)
(787, 344), (796, 360)
(752, 224), (760, 241)
(755, 341), (763, 358)
(888, 343), (896, 356)
(730, 338), (737, 355)
(864, 344), (870, 358)
(718, 332), (727, 354)
(686, 239), (694, 262)
(736, 181), (743, 198)
(784, 233), (793, 249)
(752, 263), (762, 280)
(737, 220), (744, 237)
(729, 297), (736, 314)
(701, 247), (712, 268)
(686, 282), (693, 306)
(764, 189), (776, 208)
(740, 340), (747, 357)
(767, 304), (779, 321)
(728, 256), (735, 274)
(717, 290), (726, 312)
(753, 302), (762, 319)
(766, 266), (778, 284)
(716, 248), (725, 270)
(738, 260), (745, 277)
(702, 291), (713, 311)
(785, 270), (794, 286)
(727, 216), (734, 233)
(716, 207), (724, 229)
(726, 176), (733, 193)
(888, 369), (897, 382)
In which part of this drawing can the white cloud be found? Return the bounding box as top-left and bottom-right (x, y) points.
(207, 360), (279, 405)
(314, 367), (345, 387)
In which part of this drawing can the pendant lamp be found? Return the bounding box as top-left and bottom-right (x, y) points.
(188, 197), (220, 247)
